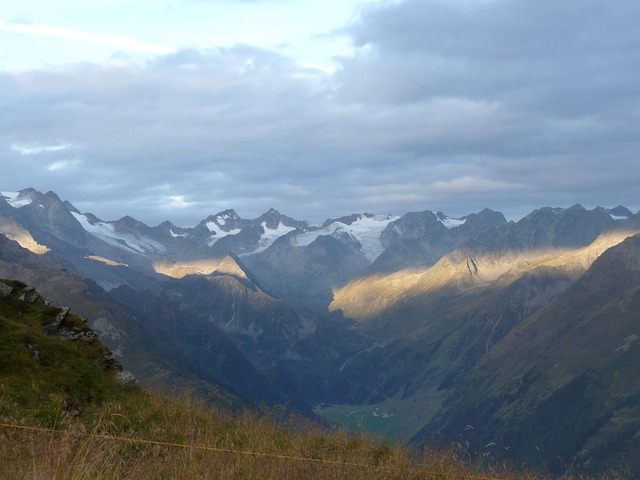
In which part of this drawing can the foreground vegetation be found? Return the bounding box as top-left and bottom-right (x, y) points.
(0, 279), (622, 479)
(4, 390), (617, 480)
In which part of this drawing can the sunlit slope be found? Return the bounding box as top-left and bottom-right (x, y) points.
(330, 229), (638, 325)
(0, 214), (50, 254)
(153, 254), (250, 280)
(318, 230), (638, 442)
(419, 233), (640, 475)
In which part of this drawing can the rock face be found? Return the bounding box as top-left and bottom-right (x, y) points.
(0, 282), (12, 296)
(244, 233), (370, 311)
(369, 208), (507, 274)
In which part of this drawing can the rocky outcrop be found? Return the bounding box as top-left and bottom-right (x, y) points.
(0, 281), (12, 296)
(1, 279), (136, 383)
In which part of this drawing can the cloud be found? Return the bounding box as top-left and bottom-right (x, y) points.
(47, 160), (81, 172)
(1, 0), (639, 225)
(11, 143), (70, 155)
(0, 20), (175, 55)
(428, 176), (527, 194)
(341, 0), (640, 112)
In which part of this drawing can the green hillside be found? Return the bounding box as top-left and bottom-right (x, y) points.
(0, 278), (137, 425)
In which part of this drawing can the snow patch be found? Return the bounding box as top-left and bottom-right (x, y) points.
(291, 214), (397, 262)
(1, 192), (19, 201)
(72, 212), (167, 255)
(610, 214), (629, 221)
(169, 229), (188, 238)
(439, 216), (466, 229)
(205, 221), (241, 246)
(1, 191), (34, 208)
(251, 221), (297, 254)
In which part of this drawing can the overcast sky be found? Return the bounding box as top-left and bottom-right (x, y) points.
(1, 0), (639, 226)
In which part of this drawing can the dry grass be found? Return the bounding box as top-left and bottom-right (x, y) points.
(0, 391), (619, 479)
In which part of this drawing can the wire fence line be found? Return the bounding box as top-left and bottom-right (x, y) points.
(0, 422), (506, 480)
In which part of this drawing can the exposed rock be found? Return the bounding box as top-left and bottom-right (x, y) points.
(101, 352), (120, 370)
(115, 371), (137, 385)
(55, 326), (98, 342)
(27, 343), (41, 363)
(43, 306), (70, 333)
(22, 286), (41, 303)
(0, 282), (12, 296)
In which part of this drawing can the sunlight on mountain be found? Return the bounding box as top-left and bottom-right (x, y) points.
(86, 255), (128, 267)
(152, 255), (249, 280)
(330, 230), (639, 321)
(0, 215), (50, 254)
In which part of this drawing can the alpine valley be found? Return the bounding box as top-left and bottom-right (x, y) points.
(2, 187), (640, 476)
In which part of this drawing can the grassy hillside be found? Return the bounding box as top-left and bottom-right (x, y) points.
(0, 278), (137, 424)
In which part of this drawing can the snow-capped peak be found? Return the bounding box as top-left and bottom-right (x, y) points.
(216, 214), (231, 225)
(1, 190), (34, 208)
(213, 209), (240, 225)
(607, 206), (632, 221)
(71, 212), (167, 255)
(249, 221), (298, 254)
(291, 214), (397, 262)
(205, 222), (241, 245)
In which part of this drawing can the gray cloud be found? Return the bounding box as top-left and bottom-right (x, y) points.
(2, 0), (640, 226)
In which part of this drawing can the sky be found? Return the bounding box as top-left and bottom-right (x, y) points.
(1, 0), (639, 226)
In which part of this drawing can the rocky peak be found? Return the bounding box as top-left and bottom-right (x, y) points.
(202, 209), (246, 231)
(211, 209), (240, 221)
(608, 205), (633, 218)
(1, 189), (90, 251)
(258, 208), (286, 229)
(258, 208), (308, 230)
(381, 210), (443, 244)
(157, 220), (177, 230)
(63, 200), (81, 214)
(471, 208), (508, 225)
(321, 213), (374, 229)
(114, 215), (150, 232)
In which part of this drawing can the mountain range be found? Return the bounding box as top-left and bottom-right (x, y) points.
(1, 187), (639, 476)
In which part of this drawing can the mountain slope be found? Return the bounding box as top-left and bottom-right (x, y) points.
(417, 234), (640, 474)
(244, 233), (370, 311)
(0, 234), (304, 412)
(331, 230), (637, 329)
(320, 230), (638, 440)
(109, 284), (312, 414)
